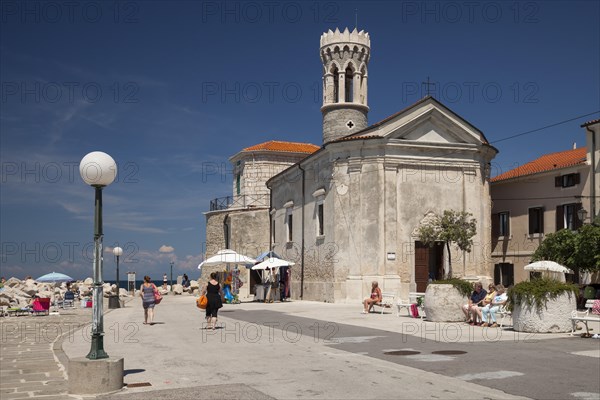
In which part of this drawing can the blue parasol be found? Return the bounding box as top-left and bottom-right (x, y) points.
(36, 272), (74, 283)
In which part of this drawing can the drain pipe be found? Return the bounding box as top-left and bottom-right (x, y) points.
(298, 163), (306, 299)
(268, 186), (273, 251)
(586, 125), (597, 221)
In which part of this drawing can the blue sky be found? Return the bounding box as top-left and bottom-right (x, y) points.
(1, 0), (599, 281)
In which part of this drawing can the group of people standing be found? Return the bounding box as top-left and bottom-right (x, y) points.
(462, 282), (508, 327)
(139, 272), (223, 329)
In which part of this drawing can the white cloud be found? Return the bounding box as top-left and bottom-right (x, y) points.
(159, 245), (174, 253)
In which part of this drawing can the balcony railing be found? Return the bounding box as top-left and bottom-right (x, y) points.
(209, 194), (270, 211)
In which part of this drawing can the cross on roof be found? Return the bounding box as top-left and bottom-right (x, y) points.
(422, 76), (435, 96)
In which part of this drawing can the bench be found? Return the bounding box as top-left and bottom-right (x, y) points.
(397, 292), (426, 319)
(497, 305), (511, 328)
(571, 299), (600, 336)
(369, 292), (396, 314)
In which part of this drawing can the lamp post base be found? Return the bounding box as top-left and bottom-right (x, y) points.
(108, 295), (121, 309)
(86, 334), (109, 360)
(69, 356), (124, 395)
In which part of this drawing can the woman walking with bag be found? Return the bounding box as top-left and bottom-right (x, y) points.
(140, 275), (157, 325)
(201, 272), (223, 330)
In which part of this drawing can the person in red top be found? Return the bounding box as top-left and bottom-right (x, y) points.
(362, 281), (382, 314)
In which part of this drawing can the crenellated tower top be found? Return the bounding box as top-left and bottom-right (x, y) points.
(320, 28), (371, 144)
(320, 27), (371, 49)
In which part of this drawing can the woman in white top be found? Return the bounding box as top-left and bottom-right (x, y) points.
(481, 284), (508, 327)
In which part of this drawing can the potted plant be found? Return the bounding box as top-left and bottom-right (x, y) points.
(424, 278), (473, 322)
(508, 278), (578, 333)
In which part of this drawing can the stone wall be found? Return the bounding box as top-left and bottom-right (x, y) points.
(322, 106), (368, 144)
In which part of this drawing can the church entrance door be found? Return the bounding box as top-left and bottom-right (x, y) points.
(414, 241), (444, 292)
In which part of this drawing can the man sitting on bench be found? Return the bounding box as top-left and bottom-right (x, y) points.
(362, 281), (382, 314)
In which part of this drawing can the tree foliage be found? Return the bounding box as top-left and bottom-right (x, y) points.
(417, 210), (477, 279)
(532, 223), (600, 273)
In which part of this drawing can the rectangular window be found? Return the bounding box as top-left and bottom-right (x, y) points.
(556, 203), (582, 231)
(499, 212), (510, 237)
(317, 203), (324, 236)
(528, 207), (544, 234)
(555, 173), (580, 188)
(286, 209), (293, 242)
(494, 263), (514, 287)
(236, 175), (241, 195)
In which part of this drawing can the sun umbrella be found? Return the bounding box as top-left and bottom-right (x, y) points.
(251, 257), (295, 270)
(524, 261), (574, 274)
(36, 272), (74, 282)
(198, 249), (257, 269)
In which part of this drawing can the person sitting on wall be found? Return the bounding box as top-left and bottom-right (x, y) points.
(462, 282), (487, 325)
(362, 281), (382, 314)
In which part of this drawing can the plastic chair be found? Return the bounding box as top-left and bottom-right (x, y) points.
(31, 298), (51, 316)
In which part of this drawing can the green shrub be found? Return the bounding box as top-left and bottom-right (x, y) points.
(431, 278), (474, 297)
(507, 278), (578, 311)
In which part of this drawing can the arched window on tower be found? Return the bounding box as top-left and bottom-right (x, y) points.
(345, 67), (353, 102)
(332, 65), (339, 103)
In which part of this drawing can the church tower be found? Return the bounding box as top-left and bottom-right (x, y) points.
(320, 28), (370, 144)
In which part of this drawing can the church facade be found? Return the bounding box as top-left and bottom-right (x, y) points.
(204, 28), (498, 303)
(267, 28), (497, 302)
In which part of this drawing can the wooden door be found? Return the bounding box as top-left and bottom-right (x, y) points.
(415, 242), (429, 292)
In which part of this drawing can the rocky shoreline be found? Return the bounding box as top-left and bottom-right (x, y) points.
(0, 277), (200, 308)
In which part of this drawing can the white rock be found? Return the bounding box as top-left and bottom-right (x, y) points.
(424, 284), (468, 322)
(84, 278), (93, 285)
(118, 288), (129, 297)
(190, 280), (199, 289)
(6, 277), (21, 287)
(173, 284), (183, 295)
(512, 292), (576, 333)
(22, 285), (39, 296)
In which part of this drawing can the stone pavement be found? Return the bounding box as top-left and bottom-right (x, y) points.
(3, 296), (600, 399)
(0, 305), (92, 399)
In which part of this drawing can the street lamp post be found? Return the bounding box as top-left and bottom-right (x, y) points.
(170, 261), (174, 292)
(113, 247), (123, 292)
(80, 151), (117, 360)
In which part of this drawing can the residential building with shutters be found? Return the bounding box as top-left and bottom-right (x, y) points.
(490, 119), (600, 286)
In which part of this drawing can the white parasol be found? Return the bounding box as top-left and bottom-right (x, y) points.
(251, 257), (295, 270)
(198, 249), (257, 269)
(524, 261), (574, 274)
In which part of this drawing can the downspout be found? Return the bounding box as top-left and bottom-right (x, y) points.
(298, 164), (306, 299)
(223, 214), (230, 249)
(585, 125), (597, 221)
(268, 185), (273, 251)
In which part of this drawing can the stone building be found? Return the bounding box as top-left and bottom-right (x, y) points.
(204, 27), (498, 303)
(204, 140), (319, 299)
(490, 119), (600, 285)
(266, 28), (497, 303)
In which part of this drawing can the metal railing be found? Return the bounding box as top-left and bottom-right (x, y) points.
(209, 194), (270, 211)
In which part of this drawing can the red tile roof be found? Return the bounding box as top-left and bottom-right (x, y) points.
(243, 140), (320, 154)
(491, 147), (587, 182)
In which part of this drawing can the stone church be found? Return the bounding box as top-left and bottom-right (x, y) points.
(205, 28), (497, 303)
